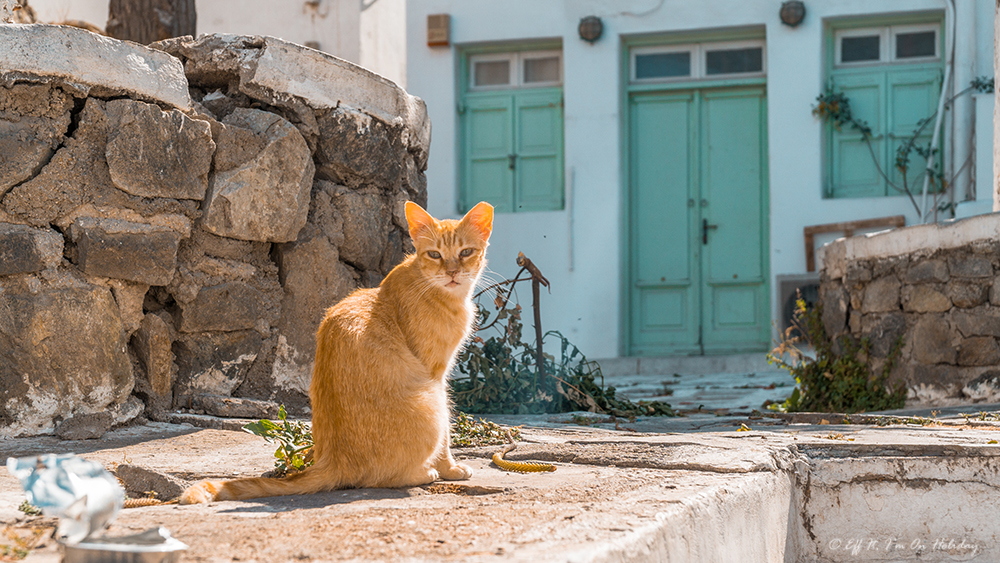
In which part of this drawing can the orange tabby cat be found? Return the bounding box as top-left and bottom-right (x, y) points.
(179, 201), (494, 503)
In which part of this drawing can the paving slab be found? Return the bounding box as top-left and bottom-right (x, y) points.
(3, 410), (1000, 562)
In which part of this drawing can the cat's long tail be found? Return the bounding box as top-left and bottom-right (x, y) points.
(178, 463), (338, 504)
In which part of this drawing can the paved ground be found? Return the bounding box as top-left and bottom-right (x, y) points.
(4, 398), (1000, 562)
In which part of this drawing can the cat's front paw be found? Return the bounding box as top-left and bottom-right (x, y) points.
(439, 463), (473, 481)
(178, 480), (219, 504)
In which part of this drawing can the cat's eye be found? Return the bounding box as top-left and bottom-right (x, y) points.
(427, 251), (442, 259)
(460, 248), (475, 258)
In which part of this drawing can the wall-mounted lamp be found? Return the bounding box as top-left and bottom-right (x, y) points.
(779, 1), (806, 28)
(578, 16), (603, 43)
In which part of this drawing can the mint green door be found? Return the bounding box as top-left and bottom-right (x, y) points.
(628, 86), (769, 356)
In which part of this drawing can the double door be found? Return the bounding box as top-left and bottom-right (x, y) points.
(628, 86), (769, 355)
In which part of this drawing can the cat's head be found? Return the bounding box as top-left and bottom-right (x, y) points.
(404, 201), (493, 295)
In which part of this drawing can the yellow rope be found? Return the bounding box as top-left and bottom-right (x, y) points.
(491, 430), (556, 473)
(122, 498), (178, 508)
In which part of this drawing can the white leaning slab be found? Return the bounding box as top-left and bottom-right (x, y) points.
(0, 23), (191, 110)
(240, 36), (431, 156)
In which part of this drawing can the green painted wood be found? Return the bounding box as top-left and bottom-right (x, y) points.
(824, 18), (944, 200)
(700, 88), (770, 353)
(463, 95), (514, 212)
(515, 90), (564, 211)
(460, 87), (563, 213)
(629, 92), (700, 355)
(829, 72), (885, 198)
(628, 86), (769, 356)
(887, 68), (941, 194)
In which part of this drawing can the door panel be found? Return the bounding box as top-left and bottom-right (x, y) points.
(700, 88), (769, 353)
(629, 92), (700, 355)
(829, 74), (885, 197)
(465, 96), (514, 211)
(515, 90), (564, 211)
(629, 87), (769, 356)
(887, 68), (940, 193)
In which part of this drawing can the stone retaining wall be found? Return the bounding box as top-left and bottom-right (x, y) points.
(0, 25), (428, 437)
(817, 214), (1000, 406)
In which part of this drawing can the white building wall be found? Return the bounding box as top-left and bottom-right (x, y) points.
(27, 0), (363, 63)
(407, 0), (993, 358)
(360, 0), (407, 87)
(27, 0), (106, 26)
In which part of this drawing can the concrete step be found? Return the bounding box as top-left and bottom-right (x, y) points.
(6, 411), (1000, 562)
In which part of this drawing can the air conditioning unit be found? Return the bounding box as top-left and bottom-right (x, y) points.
(776, 272), (821, 335)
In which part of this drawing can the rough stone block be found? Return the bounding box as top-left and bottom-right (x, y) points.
(904, 259), (949, 283)
(333, 186), (390, 271)
(0, 83), (74, 195)
(0, 223), (63, 275)
(0, 24), (191, 109)
(108, 279), (149, 335)
(991, 278), (1000, 306)
(946, 282), (989, 309)
(911, 315), (957, 365)
(273, 224), (357, 370)
(105, 99), (215, 199)
(843, 264), (872, 286)
(861, 277), (900, 313)
(114, 464), (188, 501)
(867, 313), (906, 358)
(245, 36), (429, 163)
(68, 217), (182, 285)
(962, 371), (1000, 402)
(177, 281), (268, 333)
(0, 282), (133, 438)
(948, 255), (992, 278)
(54, 411), (113, 440)
(202, 108), (314, 243)
(190, 394), (280, 419)
(958, 337), (1000, 367)
(951, 308), (1000, 338)
(820, 282), (848, 337)
(901, 285), (951, 313)
(131, 313), (175, 416)
(173, 330), (262, 399)
(2, 98), (111, 226)
(316, 108), (405, 188)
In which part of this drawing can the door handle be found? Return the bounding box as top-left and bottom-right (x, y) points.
(508, 154), (516, 170)
(702, 218), (718, 245)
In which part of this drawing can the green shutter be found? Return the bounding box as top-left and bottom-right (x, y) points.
(887, 67), (942, 194)
(463, 95), (514, 212)
(828, 73), (886, 198)
(514, 90), (564, 211)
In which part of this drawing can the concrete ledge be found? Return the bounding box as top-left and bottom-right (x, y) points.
(0, 24), (191, 110)
(819, 212), (1000, 280)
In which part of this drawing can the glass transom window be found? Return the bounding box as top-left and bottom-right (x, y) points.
(631, 40), (765, 83)
(470, 51), (562, 91)
(835, 24), (939, 67)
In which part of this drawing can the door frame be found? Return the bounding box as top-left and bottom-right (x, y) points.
(619, 29), (771, 357)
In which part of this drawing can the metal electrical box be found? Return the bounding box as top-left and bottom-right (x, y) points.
(427, 14), (450, 47)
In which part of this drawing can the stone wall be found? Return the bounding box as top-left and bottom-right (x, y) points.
(0, 25), (428, 437)
(818, 214), (1000, 407)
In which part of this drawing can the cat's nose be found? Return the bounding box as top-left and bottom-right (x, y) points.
(446, 269), (459, 277)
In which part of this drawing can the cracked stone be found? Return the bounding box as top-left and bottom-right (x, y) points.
(201, 108), (314, 243)
(104, 98), (215, 200)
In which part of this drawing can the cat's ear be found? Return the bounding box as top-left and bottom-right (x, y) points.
(460, 201), (494, 241)
(405, 201), (436, 241)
